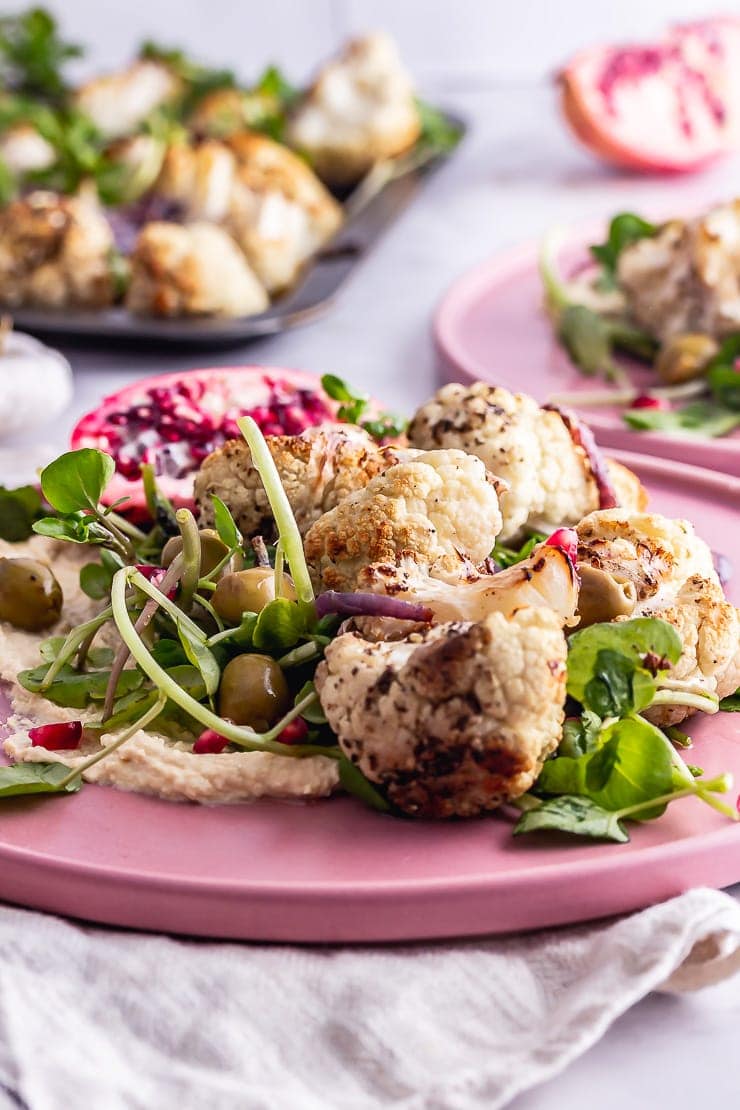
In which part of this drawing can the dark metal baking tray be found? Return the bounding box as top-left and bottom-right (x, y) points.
(9, 110), (466, 347)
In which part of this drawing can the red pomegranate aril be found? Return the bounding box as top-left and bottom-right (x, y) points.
(29, 721), (83, 750)
(278, 718), (309, 744)
(193, 729), (230, 754)
(545, 528), (579, 566)
(630, 394), (669, 410)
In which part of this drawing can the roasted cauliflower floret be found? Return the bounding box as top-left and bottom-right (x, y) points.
(154, 133), (343, 294)
(358, 541), (579, 626)
(125, 221), (268, 318)
(0, 190), (115, 309)
(576, 509), (740, 724)
(408, 383), (644, 542)
(304, 449), (503, 591)
(315, 607), (567, 818)
(287, 32), (421, 186)
(196, 424), (406, 539)
(0, 123), (55, 176)
(74, 59), (181, 140)
(617, 202), (740, 343)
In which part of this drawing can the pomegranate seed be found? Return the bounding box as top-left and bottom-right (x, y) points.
(29, 721), (82, 750)
(545, 527), (579, 566)
(193, 729), (230, 754)
(630, 394), (669, 410)
(278, 718), (309, 744)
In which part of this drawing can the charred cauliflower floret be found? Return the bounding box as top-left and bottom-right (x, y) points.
(358, 541), (579, 626)
(154, 133), (343, 294)
(74, 59), (182, 140)
(304, 449), (503, 591)
(196, 425), (406, 539)
(287, 32), (421, 186)
(315, 607), (568, 818)
(0, 123), (55, 176)
(617, 202), (740, 344)
(0, 190), (115, 309)
(576, 509), (740, 724)
(408, 383), (644, 542)
(125, 221), (268, 318)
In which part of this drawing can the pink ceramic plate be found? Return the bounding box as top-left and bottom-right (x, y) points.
(0, 451), (738, 943)
(435, 236), (740, 476)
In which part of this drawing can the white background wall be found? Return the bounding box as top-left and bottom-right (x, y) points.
(59, 0), (728, 87)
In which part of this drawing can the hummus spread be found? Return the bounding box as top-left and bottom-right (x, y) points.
(0, 537), (339, 803)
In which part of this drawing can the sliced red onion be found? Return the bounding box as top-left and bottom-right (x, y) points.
(316, 591), (433, 622)
(545, 404), (618, 509)
(545, 527), (579, 566)
(713, 551), (733, 587)
(29, 721), (82, 751)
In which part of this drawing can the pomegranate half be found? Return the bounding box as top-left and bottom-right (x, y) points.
(71, 366), (337, 516)
(560, 18), (740, 173)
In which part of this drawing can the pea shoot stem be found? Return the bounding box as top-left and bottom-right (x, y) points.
(237, 416), (315, 609)
(56, 693), (168, 789)
(175, 508), (201, 612)
(111, 568), (337, 758)
(41, 607), (113, 689)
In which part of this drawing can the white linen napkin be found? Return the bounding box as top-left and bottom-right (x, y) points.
(0, 886), (737, 1110)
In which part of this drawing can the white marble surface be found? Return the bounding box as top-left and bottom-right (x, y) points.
(11, 80), (740, 1105)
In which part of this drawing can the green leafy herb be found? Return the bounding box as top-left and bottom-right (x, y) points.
(720, 689), (740, 712)
(294, 680), (328, 725)
(139, 39), (235, 114)
(320, 374), (408, 440)
(18, 661), (143, 708)
(40, 448), (114, 514)
(210, 495), (241, 550)
(176, 621), (220, 699)
(0, 8), (82, 100)
(252, 597), (308, 653)
(79, 549), (123, 600)
(338, 754), (390, 813)
(566, 618), (681, 714)
(514, 795), (629, 843)
(590, 212), (658, 282)
(0, 761), (81, 797)
(414, 99), (463, 155)
(0, 483), (43, 541)
(624, 401), (740, 438)
(492, 531), (546, 569)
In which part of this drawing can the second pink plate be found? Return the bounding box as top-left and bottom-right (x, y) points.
(0, 452), (738, 943)
(434, 237), (740, 476)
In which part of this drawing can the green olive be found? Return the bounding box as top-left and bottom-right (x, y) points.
(161, 528), (233, 578)
(212, 567), (297, 625)
(655, 333), (718, 384)
(0, 557), (62, 631)
(218, 653), (291, 730)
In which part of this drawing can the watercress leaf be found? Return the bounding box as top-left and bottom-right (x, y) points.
(210, 495), (241, 549)
(338, 755), (390, 813)
(586, 718), (674, 817)
(166, 664), (207, 701)
(0, 483), (43, 541)
(361, 414), (409, 440)
(536, 754), (585, 796)
(252, 597), (307, 652)
(86, 646), (114, 668)
(176, 621), (221, 698)
(559, 709), (602, 758)
(558, 304), (616, 377)
(590, 212), (658, 278)
(294, 680), (328, 725)
(720, 688), (740, 711)
(514, 796), (629, 843)
(32, 516), (87, 542)
(320, 373), (358, 403)
(582, 648), (654, 717)
(40, 448), (114, 513)
(414, 98), (464, 154)
(0, 762), (81, 797)
(624, 401), (740, 438)
(38, 635), (66, 662)
(79, 560), (113, 600)
(566, 618), (681, 709)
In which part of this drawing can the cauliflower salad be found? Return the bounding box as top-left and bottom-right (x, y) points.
(0, 375), (738, 843)
(541, 202), (740, 439)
